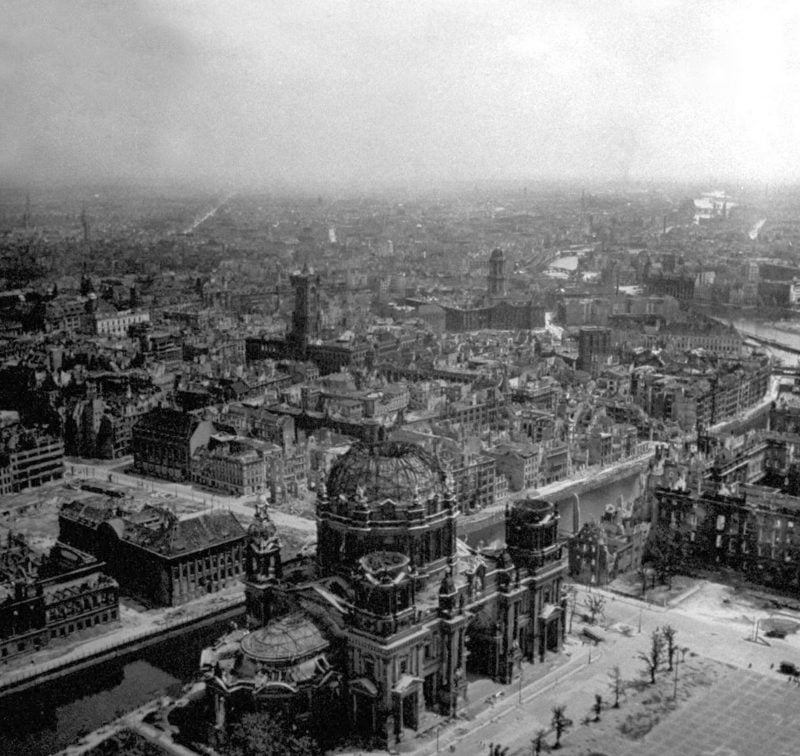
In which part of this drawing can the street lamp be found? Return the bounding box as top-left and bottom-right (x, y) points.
(672, 646), (689, 700)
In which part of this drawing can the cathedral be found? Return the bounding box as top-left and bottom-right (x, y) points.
(200, 440), (567, 747)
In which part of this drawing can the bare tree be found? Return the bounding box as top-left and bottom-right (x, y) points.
(608, 665), (624, 708)
(592, 693), (603, 722)
(662, 624), (677, 671)
(564, 584), (578, 633)
(584, 594), (606, 625)
(637, 628), (665, 684)
(531, 729), (549, 756)
(551, 705), (571, 750)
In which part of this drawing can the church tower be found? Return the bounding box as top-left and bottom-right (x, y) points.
(487, 248), (507, 301)
(289, 264), (322, 349)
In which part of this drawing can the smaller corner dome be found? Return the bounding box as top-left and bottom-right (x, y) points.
(511, 498), (556, 523)
(247, 515), (276, 540)
(240, 613), (328, 666)
(248, 495), (277, 539)
(490, 248), (505, 260)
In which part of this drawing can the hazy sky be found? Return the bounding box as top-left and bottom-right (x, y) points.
(2, 0), (800, 189)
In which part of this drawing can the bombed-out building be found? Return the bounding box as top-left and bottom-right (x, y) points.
(0, 534), (119, 661)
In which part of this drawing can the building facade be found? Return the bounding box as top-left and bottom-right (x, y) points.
(0, 534), (119, 662)
(0, 425), (64, 495)
(132, 407), (213, 482)
(654, 483), (800, 592)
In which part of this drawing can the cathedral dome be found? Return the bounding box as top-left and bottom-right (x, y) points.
(326, 441), (444, 506)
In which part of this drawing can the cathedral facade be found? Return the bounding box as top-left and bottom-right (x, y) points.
(200, 441), (567, 747)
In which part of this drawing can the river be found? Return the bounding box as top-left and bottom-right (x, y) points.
(463, 468), (645, 547)
(0, 614), (243, 756)
(727, 318), (800, 367)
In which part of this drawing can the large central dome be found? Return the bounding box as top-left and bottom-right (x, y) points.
(326, 441), (444, 505)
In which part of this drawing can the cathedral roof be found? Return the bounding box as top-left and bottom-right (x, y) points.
(326, 441), (444, 505)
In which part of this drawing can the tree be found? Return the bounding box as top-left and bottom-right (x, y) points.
(662, 624), (678, 671)
(608, 665), (624, 708)
(584, 594), (606, 625)
(592, 693), (603, 722)
(531, 728), (549, 755)
(219, 713), (321, 756)
(646, 522), (684, 589)
(637, 629), (665, 684)
(564, 584), (578, 633)
(551, 705), (572, 749)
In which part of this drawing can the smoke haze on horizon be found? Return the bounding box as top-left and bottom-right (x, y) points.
(2, 1), (800, 191)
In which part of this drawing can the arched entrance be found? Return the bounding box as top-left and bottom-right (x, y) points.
(466, 606), (498, 680)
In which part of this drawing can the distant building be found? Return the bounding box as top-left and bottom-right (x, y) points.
(442, 300), (546, 332)
(95, 308), (150, 338)
(59, 497), (246, 606)
(132, 407), (213, 481)
(245, 266), (370, 375)
(487, 248), (508, 301)
(192, 437), (269, 497)
(645, 274), (694, 304)
(0, 424), (64, 494)
(492, 442), (539, 492)
(577, 326), (612, 375)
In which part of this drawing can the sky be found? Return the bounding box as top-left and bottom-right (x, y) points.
(2, 0), (800, 190)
